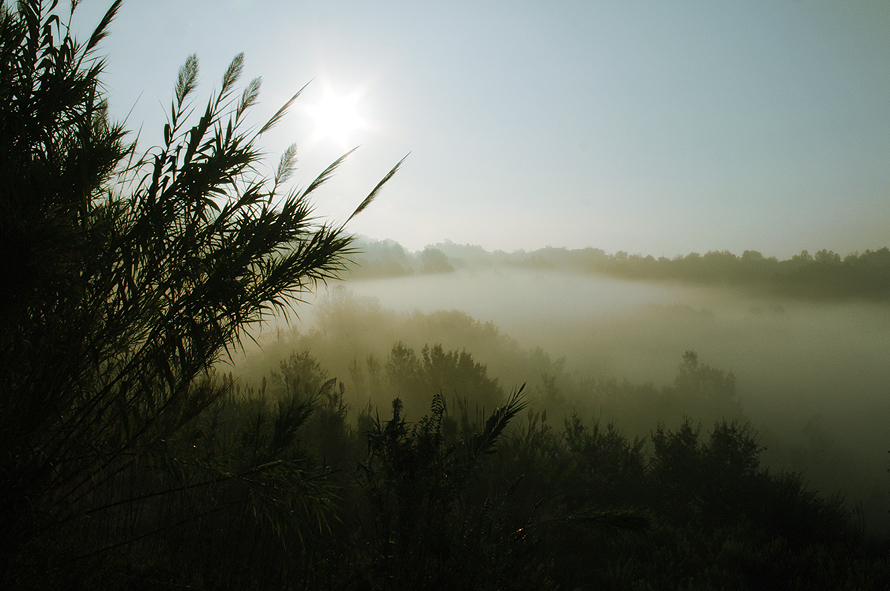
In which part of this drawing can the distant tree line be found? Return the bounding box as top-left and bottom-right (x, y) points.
(346, 238), (890, 301)
(581, 247), (890, 300)
(342, 238), (456, 278)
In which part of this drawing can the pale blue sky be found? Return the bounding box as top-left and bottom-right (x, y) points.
(73, 0), (890, 258)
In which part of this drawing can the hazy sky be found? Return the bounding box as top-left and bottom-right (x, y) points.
(73, 0), (890, 258)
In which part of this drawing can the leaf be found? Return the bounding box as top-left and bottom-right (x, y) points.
(257, 82), (309, 136)
(83, 0), (122, 54)
(346, 154), (408, 223)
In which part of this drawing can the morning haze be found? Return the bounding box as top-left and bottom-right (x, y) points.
(234, 239), (890, 537)
(13, 0), (890, 588)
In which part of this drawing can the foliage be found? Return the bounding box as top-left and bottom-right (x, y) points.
(0, 1), (400, 587)
(349, 388), (534, 590)
(379, 341), (505, 417)
(650, 418), (854, 545)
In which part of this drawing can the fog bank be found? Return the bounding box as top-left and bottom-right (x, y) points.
(236, 267), (890, 531)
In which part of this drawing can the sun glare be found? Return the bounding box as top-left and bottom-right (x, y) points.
(305, 86), (365, 149)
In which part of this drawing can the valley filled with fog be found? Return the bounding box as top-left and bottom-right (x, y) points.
(235, 259), (890, 533)
(341, 267), (890, 419)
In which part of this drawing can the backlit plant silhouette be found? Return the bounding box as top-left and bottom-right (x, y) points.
(0, 1), (400, 585)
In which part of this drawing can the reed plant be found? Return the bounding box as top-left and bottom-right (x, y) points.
(0, 1), (400, 587)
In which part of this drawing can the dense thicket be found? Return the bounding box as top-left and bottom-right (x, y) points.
(222, 272), (890, 589)
(43, 344), (887, 590)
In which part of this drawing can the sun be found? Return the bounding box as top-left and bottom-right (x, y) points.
(305, 86), (365, 149)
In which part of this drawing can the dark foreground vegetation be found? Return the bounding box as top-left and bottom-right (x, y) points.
(2, 2), (889, 589)
(9, 344), (890, 590)
(346, 238), (890, 301)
